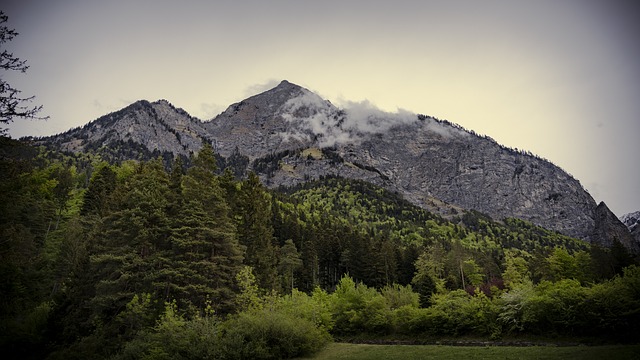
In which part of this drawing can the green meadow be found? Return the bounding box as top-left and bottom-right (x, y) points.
(299, 343), (640, 360)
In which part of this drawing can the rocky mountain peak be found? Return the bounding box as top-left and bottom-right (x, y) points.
(620, 211), (640, 229)
(39, 98), (209, 157)
(593, 202), (638, 253)
(205, 81), (339, 158)
(620, 211), (640, 247)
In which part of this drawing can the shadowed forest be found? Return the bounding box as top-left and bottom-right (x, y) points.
(1, 138), (639, 359)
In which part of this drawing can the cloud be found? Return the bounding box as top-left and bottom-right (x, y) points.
(243, 79), (282, 97)
(423, 119), (464, 139)
(278, 91), (422, 147)
(198, 102), (224, 120)
(279, 90), (342, 147)
(277, 90), (471, 147)
(340, 99), (417, 134)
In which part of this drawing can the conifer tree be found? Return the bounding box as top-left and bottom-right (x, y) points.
(80, 165), (117, 217)
(89, 160), (172, 322)
(171, 144), (244, 313)
(235, 172), (278, 291)
(279, 239), (303, 293)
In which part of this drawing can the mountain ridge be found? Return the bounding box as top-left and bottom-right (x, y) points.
(34, 80), (637, 251)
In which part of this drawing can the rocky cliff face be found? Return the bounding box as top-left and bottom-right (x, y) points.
(38, 80), (636, 250)
(620, 211), (640, 248)
(204, 80), (337, 158)
(41, 100), (210, 156)
(593, 203), (638, 253)
(336, 120), (597, 240)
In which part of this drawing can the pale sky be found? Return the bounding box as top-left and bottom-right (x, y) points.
(2, 0), (639, 217)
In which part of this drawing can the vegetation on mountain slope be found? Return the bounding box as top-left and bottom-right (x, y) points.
(1, 139), (638, 359)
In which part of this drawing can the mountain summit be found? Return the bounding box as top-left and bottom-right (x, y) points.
(37, 81), (636, 250)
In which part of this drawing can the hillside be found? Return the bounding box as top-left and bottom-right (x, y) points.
(34, 80), (635, 251)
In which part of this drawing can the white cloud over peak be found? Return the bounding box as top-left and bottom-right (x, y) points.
(278, 91), (424, 147)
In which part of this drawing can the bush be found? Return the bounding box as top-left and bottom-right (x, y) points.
(274, 288), (334, 332)
(518, 279), (587, 335)
(582, 266), (640, 338)
(219, 310), (331, 360)
(330, 276), (393, 335)
(113, 302), (221, 360)
(409, 290), (500, 337)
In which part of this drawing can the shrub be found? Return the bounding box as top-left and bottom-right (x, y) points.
(409, 290), (500, 337)
(519, 279), (587, 335)
(330, 276), (393, 335)
(113, 302), (221, 360)
(582, 265), (640, 338)
(219, 310), (331, 360)
(275, 288), (334, 332)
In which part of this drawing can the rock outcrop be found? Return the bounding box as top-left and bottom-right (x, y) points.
(41, 100), (210, 156)
(620, 211), (640, 249)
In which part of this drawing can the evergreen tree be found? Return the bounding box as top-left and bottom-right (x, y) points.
(279, 239), (303, 293)
(235, 172), (278, 291)
(80, 165), (116, 217)
(88, 160), (172, 323)
(171, 144), (244, 313)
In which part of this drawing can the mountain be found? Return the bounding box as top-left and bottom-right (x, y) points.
(620, 211), (640, 247)
(36, 80), (636, 251)
(42, 99), (210, 158)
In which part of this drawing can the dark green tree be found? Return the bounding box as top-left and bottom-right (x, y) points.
(88, 160), (171, 325)
(170, 144), (245, 313)
(279, 239), (303, 293)
(80, 165), (117, 217)
(235, 172), (278, 291)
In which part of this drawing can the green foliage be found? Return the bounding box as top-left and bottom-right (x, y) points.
(109, 296), (333, 360)
(235, 266), (262, 312)
(330, 276), (393, 335)
(114, 301), (221, 360)
(581, 265), (640, 339)
(279, 239), (303, 292)
(517, 279), (588, 335)
(381, 283), (420, 310)
(234, 172), (278, 291)
(414, 290), (500, 337)
(502, 250), (531, 289)
(275, 288), (335, 332)
(3, 141), (640, 359)
(219, 309), (331, 360)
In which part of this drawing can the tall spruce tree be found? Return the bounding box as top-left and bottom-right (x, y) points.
(235, 172), (278, 291)
(171, 143), (244, 313)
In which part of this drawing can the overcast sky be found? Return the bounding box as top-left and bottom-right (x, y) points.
(2, 0), (639, 217)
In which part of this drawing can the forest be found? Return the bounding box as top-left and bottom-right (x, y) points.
(1, 137), (639, 359)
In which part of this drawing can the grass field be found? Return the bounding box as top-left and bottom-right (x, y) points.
(297, 342), (640, 360)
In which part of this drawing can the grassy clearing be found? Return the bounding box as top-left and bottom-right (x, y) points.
(301, 148), (323, 160)
(297, 342), (640, 360)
